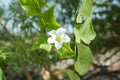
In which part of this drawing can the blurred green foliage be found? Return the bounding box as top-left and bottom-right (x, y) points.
(0, 0), (120, 80)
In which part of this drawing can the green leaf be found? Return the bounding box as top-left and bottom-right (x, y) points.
(74, 18), (96, 44)
(19, 0), (45, 16)
(32, 34), (52, 53)
(32, 34), (48, 50)
(57, 43), (76, 58)
(39, 44), (52, 53)
(80, 18), (96, 44)
(39, 6), (60, 32)
(80, 0), (93, 18)
(75, 0), (95, 44)
(65, 69), (80, 80)
(74, 44), (93, 75)
(0, 68), (2, 80)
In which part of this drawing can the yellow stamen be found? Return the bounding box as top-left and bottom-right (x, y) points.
(56, 36), (62, 42)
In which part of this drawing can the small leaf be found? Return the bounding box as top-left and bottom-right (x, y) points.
(57, 43), (76, 58)
(39, 44), (52, 53)
(65, 69), (80, 80)
(76, 13), (82, 24)
(74, 44), (93, 75)
(32, 34), (48, 50)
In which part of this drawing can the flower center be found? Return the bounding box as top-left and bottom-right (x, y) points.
(56, 36), (62, 42)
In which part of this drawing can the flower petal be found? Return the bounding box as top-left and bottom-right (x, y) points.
(47, 37), (55, 43)
(47, 30), (56, 36)
(56, 28), (65, 36)
(55, 42), (62, 50)
(62, 34), (70, 42)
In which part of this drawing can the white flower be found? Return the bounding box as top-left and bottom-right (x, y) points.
(47, 28), (70, 50)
